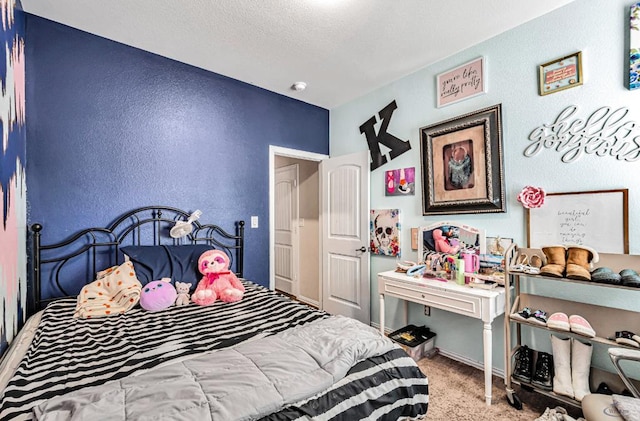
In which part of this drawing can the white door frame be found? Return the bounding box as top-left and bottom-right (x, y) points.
(269, 145), (328, 292)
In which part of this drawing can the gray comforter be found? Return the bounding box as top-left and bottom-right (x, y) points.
(33, 315), (395, 421)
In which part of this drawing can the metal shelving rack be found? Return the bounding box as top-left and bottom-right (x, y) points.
(503, 244), (640, 410)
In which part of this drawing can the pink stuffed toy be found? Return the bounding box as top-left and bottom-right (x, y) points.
(433, 228), (460, 255)
(192, 250), (244, 305)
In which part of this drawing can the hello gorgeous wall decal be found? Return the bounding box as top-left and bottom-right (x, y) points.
(524, 105), (640, 163)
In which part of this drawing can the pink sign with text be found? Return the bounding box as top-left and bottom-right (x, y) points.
(437, 57), (486, 107)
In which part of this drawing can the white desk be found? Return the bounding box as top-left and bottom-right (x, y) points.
(377, 270), (506, 405)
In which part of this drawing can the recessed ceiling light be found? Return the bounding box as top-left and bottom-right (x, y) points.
(291, 81), (307, 91)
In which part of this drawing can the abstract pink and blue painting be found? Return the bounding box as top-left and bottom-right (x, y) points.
(631, 2), (640, 90)
(0, 0), (26, 355)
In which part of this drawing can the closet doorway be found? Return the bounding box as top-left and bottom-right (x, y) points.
(270, 146), (370, 324)
(271, 147), (325, 308)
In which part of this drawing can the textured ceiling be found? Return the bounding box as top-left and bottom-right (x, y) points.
(20, 0), (576, 109)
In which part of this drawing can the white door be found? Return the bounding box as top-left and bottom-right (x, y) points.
(274, 164), (299, 296)
(321, 150), (370, 324)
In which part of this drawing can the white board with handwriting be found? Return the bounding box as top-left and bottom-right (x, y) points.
(528, 191), (627, 253)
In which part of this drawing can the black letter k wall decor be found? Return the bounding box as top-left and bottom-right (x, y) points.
(359, 100), (412, 171)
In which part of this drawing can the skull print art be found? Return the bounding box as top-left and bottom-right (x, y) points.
(370, 209), (400, 256)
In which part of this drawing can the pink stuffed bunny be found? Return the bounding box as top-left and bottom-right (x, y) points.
(192, 250), (244, 305)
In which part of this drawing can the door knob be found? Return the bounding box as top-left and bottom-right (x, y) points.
(356, 246), (367, 252)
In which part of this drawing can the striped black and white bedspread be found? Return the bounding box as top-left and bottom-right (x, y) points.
(0, 281), (428, 420)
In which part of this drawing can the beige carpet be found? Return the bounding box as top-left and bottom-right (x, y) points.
(416, 353), (584, 420)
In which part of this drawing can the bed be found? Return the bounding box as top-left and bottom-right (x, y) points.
(0, 206), (429, 420)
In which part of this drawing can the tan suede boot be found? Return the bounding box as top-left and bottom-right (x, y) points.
(540, 246), (566, 277)
(566, 245), (599, 281)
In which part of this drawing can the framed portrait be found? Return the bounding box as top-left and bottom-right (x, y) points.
(539, 51), (583, 96)
(419, 104), (505, 215)
(527, 189), (629, 253)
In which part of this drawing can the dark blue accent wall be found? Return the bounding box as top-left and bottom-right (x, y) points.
(25, 15), (328, 297)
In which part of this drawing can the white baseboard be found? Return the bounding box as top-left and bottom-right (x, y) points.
(369, 321), (505, 379)
(437, 348), (505, 379)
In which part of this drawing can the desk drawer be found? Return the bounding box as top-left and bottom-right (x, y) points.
(383, 280), (482, 319)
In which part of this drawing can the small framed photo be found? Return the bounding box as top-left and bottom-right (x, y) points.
(538, 51), (583, 96)
(485, 236), (513, 257)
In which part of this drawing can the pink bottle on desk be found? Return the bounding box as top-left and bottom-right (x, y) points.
(461, 250), (479, 284)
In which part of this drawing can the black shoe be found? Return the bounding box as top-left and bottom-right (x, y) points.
(596, 382), (614, 395)
(531, 352), (553, 390)
(513, 345), (533, 383)
(615, 331), (640, 348)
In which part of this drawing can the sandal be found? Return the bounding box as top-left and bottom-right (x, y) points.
(511, 307), (533, 322)
(529, 309), (548, 326)
(547, 312), (570, 331)
(530, 255), (543, 269)
(614, 331), (640, 348)
(510, 254), (529, 273)
(569, 314), (595, 337)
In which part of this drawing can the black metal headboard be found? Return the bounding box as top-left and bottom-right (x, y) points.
(30, 206), (245, 315)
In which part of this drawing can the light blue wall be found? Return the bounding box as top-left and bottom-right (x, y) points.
(330, 0), (640, 372)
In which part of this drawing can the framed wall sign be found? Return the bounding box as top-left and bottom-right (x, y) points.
(436, 57), (486, 108)
(527, 189), (629, 253)
(419, 104), (505, 215)
(539, 51), (583, 96)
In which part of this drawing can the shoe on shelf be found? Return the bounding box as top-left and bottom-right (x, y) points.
(569, 315), (596, 338)
(595, 382), (614, 395)
(529, 309), (549, 326)
(540, 246), (567, 278)
(547, 312), (570, 332)
(565, 245), (598, 281)
(620, 269), (640, 287)
(511, 307), (533, 322)
(534, 406), (568, 421)
(591, 267), (622, 285)
(523, 265), (541, 275)
(513, 345), (534, 383)
(614, 331), (640, 348)
(531, 351), (554, 390)
(530, 254), (544, 269)
(510, 253), (529, 273)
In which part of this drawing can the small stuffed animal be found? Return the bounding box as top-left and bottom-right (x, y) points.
(192, 250), (244, 305)
(140, 278), (177, 312)
(174, 281), (191, 306)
